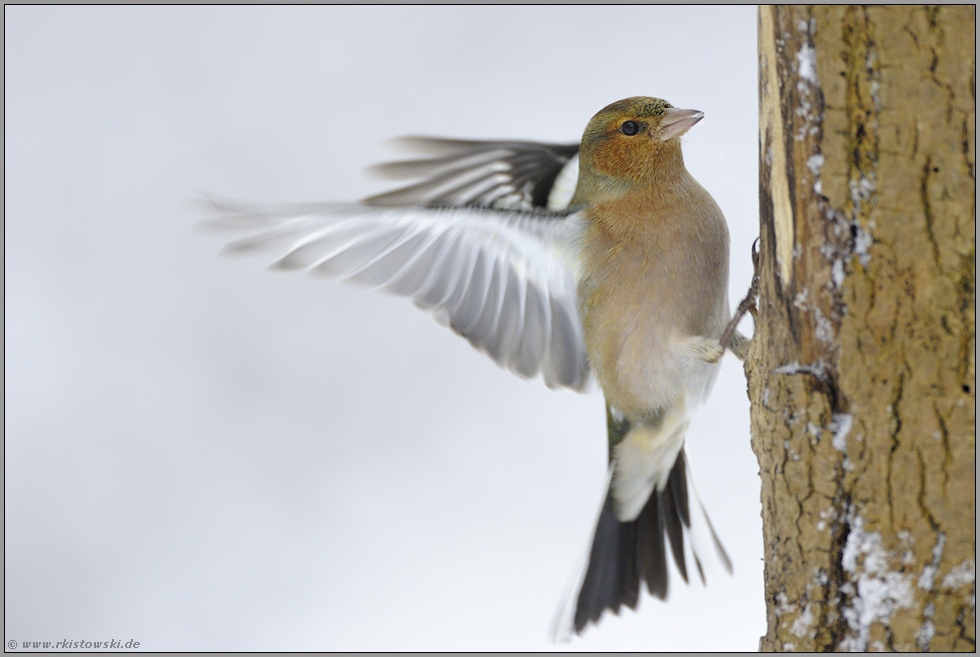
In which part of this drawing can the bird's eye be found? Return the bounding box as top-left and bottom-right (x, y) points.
(621, 120), (640, 136)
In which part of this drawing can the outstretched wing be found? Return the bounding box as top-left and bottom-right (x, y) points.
(201, 197), (591, 391)
(364, 137), (580, 212)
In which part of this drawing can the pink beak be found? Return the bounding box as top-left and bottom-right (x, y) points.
(657, 108), (704, 142)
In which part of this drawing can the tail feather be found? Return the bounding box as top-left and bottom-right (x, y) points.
(693, 550), (706, 586)
(668, 449), (691, 527)
(636, 487), (668, 600)
(661, 455), (688, 584)
(572, 492), (639, 632)
(568, 447), (729, 636)
(703, 501), (733, 574)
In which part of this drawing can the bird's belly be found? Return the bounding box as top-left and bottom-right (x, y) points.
(607, 330), (713, 416)
(584, 293), (721, 419)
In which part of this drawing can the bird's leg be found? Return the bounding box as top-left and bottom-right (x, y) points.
(727, 331), (751, 361)
(687, 336), (725, 364)
(719, 238), (760, 361)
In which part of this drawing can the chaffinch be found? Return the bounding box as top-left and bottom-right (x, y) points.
(204, 96), (748, 637)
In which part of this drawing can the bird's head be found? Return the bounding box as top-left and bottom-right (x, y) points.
(570, 97), (703, 206)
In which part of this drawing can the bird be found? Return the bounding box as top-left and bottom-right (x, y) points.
(201, 96), (749, 637)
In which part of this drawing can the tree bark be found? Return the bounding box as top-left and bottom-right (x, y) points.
(750, 5), (975, 651)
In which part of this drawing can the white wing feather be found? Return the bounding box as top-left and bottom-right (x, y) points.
(202, 197), (592, 391)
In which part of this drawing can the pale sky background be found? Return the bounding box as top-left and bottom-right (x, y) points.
(6, 7), (764, 651)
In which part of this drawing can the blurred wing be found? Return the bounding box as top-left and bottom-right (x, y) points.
(364, 137), (580, 212)
(202, 197), (591, 391)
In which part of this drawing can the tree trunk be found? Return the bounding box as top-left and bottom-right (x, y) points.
(750, 5), (975, 651)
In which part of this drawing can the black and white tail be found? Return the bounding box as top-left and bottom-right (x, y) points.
(555, 449), (732, 638)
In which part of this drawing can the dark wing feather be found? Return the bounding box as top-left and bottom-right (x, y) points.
(365, 137), (579, 211)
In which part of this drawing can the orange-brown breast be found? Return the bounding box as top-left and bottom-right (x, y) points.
(577, 169), (731, 417)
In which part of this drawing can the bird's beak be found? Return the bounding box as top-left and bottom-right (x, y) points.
(656, 108), (704, 142)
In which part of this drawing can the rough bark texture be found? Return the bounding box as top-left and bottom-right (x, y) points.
(751, 6), (975, 651)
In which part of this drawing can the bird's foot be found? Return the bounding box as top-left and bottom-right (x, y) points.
(719, 237), (760, 357)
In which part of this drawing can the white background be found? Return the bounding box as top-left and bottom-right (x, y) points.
(6, 6), (764, 651)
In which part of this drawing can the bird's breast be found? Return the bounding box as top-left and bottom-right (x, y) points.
(577, 185), (730, 418)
